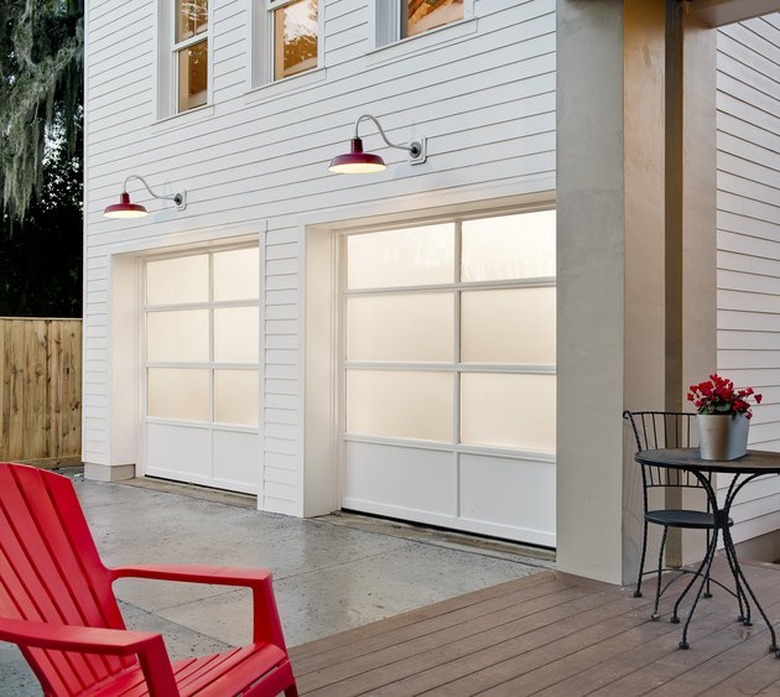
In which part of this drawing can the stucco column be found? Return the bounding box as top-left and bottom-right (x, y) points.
(557, 0), (633, 584)
(556, 0), (714, 584)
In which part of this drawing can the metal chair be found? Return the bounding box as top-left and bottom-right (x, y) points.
(623, 410), (733, 620)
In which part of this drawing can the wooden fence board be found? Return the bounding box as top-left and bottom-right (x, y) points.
(0, 318), (82, 463)
(8, 320), (26, 458)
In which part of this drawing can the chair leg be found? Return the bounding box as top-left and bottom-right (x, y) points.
(284, 685), (300, 697)
(652, 526), (668, 620)
(703, 528), (713, 598)
(635, 520), (649, 598)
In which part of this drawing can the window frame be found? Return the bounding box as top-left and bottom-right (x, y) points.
(173, 0), (209, 114)
(157, 0), (213, 119)
(374, 0), (474, 49)
(252, 0), (322, 88)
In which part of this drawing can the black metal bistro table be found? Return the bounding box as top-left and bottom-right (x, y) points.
(635, 448), (780, 655)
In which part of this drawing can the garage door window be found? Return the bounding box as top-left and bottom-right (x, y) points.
(344, 211), (556, 454)
(145, 248), (260, 427)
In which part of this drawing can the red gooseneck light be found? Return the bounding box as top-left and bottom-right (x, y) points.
(104, 191), (148, 219)
(328, 138), (387, 174)
(328, 114), (426, 174)
(104, 175), (187, 219)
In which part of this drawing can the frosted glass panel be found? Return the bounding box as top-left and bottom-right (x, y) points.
(147, 310), (209, 362)
(461, 288), (556, 364)
(148, 368), (209, 421)
(214, 307), (259, 362)
(214, 248), (259, 301)
(147, 255), (208, 305)
(347, 370), (453, 441)
(347, 294), (453, 362)
(461, 373), (555, 451)
(347, 224), (454, 289)
(215, 370), (258, 425)
(461, 211), (556, 281)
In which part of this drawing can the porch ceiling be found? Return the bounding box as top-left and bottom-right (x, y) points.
(689, 0), (780, 26)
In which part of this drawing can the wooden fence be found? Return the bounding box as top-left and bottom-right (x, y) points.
(0, 318), (82, 466)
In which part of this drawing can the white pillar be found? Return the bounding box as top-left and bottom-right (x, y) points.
(556, 0), (715, 583)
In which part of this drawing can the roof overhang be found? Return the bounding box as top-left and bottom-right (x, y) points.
(687, 0), (780, 27)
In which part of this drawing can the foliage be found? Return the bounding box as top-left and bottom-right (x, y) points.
(0, 115), (82, 318)
(687, 374), (762, 419)
(0, 0), (83, 219)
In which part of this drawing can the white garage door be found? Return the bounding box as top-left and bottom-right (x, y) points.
(142, 247), (261, 494)
(342, 211), (557, 547)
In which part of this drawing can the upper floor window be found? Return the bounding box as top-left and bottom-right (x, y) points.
(268, 0), (318, 81)
(174, 0), (209, 112)
(376, 0), (466, 47)
(406, 0), (463, 36)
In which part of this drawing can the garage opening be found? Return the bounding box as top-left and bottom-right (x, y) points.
(341, 210), (557, 546)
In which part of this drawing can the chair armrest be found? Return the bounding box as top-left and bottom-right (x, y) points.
(110, 564), (287, 649)
(0, 617), (179, 695)
(0, 616), (158, 654)
(110, 564), (272, 587)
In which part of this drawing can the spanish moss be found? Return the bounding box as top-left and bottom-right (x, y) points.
(0, 0), (83, 219)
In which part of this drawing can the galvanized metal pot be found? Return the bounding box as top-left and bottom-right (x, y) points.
(697, 413), (749, 461)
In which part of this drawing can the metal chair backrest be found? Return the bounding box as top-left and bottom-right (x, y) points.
(0, 463), (132, 695)
(623, 410), (702, 492)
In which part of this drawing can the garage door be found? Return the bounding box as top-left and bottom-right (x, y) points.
(142, 247), (261, 494)
(342, 211), (557, 547)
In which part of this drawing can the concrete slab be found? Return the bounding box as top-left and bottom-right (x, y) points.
(0, 472), (553, 695)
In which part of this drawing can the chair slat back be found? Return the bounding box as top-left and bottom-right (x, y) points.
(0, 463), (134, 696)
(623, 411), (702, 491)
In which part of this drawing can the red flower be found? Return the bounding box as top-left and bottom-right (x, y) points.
(687, 374), (762, 419)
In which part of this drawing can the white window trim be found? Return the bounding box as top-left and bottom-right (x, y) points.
(372, 0), (475, 51)
(156, 0), (214, 121)
(249, 0), (323, 90)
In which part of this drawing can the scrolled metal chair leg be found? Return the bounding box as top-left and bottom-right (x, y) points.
(652, 527), (667, 620)
(635, 520), (650, 599)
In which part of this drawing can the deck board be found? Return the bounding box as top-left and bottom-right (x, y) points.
(290, 557), (780, 696)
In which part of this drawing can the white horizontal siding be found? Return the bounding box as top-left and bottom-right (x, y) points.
(717, 14), (780, 545)
(84, 0), (557, 513)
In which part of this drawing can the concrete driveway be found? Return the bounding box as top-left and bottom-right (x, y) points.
(0, 471), (553, 695)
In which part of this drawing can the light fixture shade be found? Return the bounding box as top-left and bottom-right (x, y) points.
(328, 137), (387, 174)
(104, 192), (148, 219)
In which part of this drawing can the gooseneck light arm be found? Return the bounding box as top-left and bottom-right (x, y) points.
(123, 175), (187, 210)
(354, 114), (426, 162)
(355, 114), (423, 159)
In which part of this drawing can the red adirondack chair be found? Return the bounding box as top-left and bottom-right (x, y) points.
(0, 462), (298, 697)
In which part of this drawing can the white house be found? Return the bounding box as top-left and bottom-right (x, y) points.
(83, 0), (780, 584)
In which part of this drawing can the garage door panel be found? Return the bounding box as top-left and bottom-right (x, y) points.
(146, 423), (211, 479)
(212, 430), (259, 494)
(344, 442), (457, 516)
(460, 454), (556, 534)
(342, 213), (557, 547)
(144, 247), (260, 494)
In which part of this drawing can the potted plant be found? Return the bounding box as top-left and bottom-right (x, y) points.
(687, 374), (762, 460)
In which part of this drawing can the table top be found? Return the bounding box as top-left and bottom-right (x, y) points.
(636, 448), (780, 475)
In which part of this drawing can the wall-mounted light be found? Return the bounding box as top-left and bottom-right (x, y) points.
(104, 175), (187, 218)
(328, 114), (427, 174)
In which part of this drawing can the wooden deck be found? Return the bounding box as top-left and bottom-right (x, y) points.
(289, 557), (780, 696)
